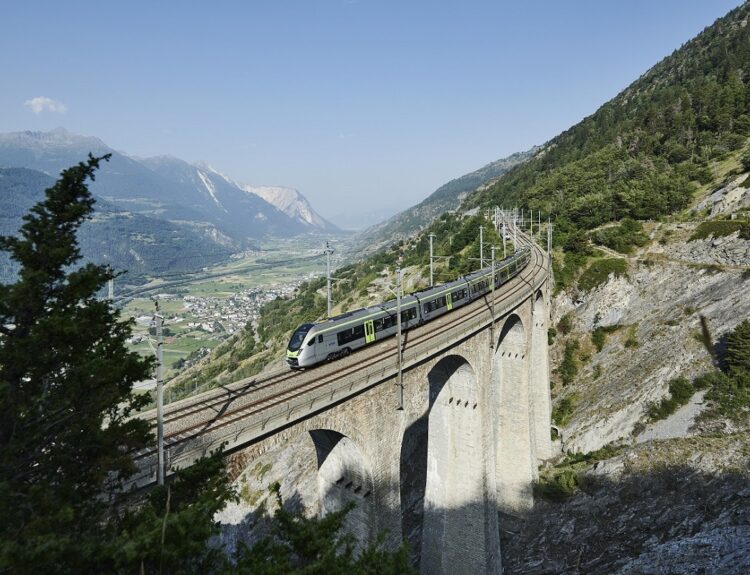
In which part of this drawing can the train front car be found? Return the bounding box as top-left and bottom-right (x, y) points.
(286, 323), (314, 369)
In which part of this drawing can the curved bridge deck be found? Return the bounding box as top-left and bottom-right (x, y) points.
(131, 232), (549, 488)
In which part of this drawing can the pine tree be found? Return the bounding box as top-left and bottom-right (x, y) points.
(725, 319), (750, 377)
(230, 486), (415, 575)
(0, 154), (158, 570)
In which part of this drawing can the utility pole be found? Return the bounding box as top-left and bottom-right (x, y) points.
(547, 217), (552, 255)
(154, 300), (165, 486)
(479, 225), (484, 268)
(429, 233), (436, 287)
(502, 219), (507, 259)
(529, 210), (533, 237)
(325, 241), (334, 317)
(513, 214), (517, 253)
(395, 263), (404, 410)
(490, 245), (496, 347)
(538, 211), (541, 242)
(107, 277), (114, 300)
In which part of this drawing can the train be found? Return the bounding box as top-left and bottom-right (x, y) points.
(286, 247), (531, 369)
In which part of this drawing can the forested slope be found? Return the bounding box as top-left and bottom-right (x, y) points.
(471, 3), (750, 232)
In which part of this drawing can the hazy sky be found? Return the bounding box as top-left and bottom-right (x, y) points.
(1, 0), (743, 222)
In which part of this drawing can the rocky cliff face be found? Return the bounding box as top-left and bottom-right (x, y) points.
(555, 231), (750, 453)
(501, 190), (750, 573)
(242, 185), (339, 232)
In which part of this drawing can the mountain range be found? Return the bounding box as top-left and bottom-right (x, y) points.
(0, 128), (339, 282)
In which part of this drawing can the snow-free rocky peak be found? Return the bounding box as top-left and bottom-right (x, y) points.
(242, 185), (338, 231)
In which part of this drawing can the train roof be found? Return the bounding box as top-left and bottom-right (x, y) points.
(311, 294), (420, 333)
(308, 248), (530, 334)
(411, 277), (468, 301)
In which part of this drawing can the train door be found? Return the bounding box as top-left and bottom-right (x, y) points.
(446, 292), (453, 311)
(364, 320), (375, 344)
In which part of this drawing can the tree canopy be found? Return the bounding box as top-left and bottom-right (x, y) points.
(0, 154), (155, 569)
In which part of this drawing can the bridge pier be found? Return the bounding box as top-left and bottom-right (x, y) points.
(530, 291), (553, 462)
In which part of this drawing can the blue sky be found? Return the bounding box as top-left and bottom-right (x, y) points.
(1, 0), (743, 223)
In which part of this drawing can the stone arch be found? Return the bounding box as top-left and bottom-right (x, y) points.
(530, 291), (553, 461)
(309, 429), (374, 546)
(401, 354), (487, 575)
(218, 425), (374, 554)
(493, 313), (535, 511)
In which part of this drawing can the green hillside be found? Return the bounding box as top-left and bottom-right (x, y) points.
(470, 3), (750, 234)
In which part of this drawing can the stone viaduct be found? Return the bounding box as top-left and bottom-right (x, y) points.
(140, 236), (552, 574)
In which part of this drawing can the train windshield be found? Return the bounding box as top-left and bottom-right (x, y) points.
(288, 323), (314, 351)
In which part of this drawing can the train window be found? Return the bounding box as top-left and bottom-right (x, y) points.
(471, 280), (488, 294)
(288, 323), (313, 351)
(374, 316), (394, 332)
(318, 335), (323, 343)
(400, 307), (416, 323)
(424, 297), (446, 313)
(336, 324), (365, 346)
(307, 338), (315, 346)
(451, 288), (467, 301)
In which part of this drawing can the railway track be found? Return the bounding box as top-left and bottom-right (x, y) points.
(132, 231), (549, 476)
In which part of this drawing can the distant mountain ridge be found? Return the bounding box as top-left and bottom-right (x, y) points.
(0, 128), (336, 240)
(0, 128), (339, 283)
(357, 146), (538, 250)
(0, 167), (232, 284)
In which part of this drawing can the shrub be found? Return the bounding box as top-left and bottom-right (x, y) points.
(578, 258), (628, 292)
(689, 220), (747, 241)
(591, 218), (649, 254)
(553, 251), (589, 292)
(701, 370), (750, 421)
(646, 377), (695, 421)
(591, 328), (607, 351)
(624, 325), (639, 348)
(547, 327), (557, 345)
(563, 443), (622, 465)
(591, 324), (620, 352)
(725, 319), (750, 375)
(552, 395), (577, 426)
(534, 469), (579, 502)
(558, 313), (573, 335)
(558, 340), (580, 385)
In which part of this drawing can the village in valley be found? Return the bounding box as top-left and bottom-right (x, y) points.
(124, 273), (318, 382)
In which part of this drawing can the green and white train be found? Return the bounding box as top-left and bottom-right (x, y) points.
(286, 247), (531, 369)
